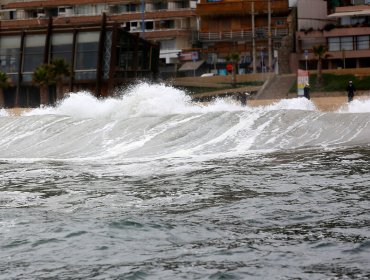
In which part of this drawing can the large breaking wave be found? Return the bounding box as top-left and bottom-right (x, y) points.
(1, 82), (369, 161)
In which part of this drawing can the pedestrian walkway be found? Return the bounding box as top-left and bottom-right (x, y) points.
(255, 74), (296, 100)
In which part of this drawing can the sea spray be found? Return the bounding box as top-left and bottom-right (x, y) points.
(337, 98), (370, 113)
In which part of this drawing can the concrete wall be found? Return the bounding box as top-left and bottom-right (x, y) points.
(297, 0), (331, 31)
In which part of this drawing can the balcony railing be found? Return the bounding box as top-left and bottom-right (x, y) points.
(198, 28), (288, 42)
(196, 0), (289, 16)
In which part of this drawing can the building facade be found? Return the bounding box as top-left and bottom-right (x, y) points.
(0, 0), (198, 79)
(196, 0), (292, 74)
(293, 0), (370, 72)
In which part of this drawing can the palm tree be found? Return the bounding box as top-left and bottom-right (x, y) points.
(313, 44), (328, 86)
(226, 53), (240, 88)
(51, 58), (70, 101)
(0, 71), (11, 108)
(32, 64), (55, 105)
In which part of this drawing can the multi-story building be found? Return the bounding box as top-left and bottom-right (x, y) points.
(294, 0), (370, 72)
(0, 2), (163, 108)
(196, 0), (292, 74)
(0, 0), (198, 79)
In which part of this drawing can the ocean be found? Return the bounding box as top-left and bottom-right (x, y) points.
(1, 83), (369, 279)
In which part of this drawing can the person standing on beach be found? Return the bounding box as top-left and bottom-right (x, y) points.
(347, 80), (356, 102)
(303, 83), (310, 100)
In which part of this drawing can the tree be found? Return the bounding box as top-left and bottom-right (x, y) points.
(0, 71), (11, 108)
(32, 64), (55, 105)
(226, 53), (240, 88)
(51, 58), (70, 101)
(313, 44), (328, 86)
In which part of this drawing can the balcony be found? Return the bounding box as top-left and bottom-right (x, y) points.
(196, 0), (289, 16)
(297, 26), (370, 39)
(138, 29), (193, 39)
(198, 27), (288, 42)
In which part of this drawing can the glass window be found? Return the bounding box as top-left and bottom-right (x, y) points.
(23, 34), (46, 73)
(328, 37), (340, 51)
(341, 36), (353, 50)
(340, 17), (350, 26)
(153, 1), (168, 10)
(118, 35), (135, 70)
(0, 36), (21, 74)
(96, 4), (107, 14)
(51, 33), (73, 65)
(145, 21), (154, 30)
(75, 5), (94, 15)
(75, 31), (99, 80)
(357, 35), (369, 50)
(137, 41), (151, 71)
(159, 20), (175, 29)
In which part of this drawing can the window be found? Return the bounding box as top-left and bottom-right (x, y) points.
(118, 35), (135, 70)
(75, 5), (94, 15)
(58, 6), (73, 16)
(153, 1), (168, 10)
(341, 36), (353, 50)
(137, 41), (151, 71)
(145, 21), (154, 30)
(328, 37), (340, 51)
(23, 34), (46, 73)
(0, 36), (21, 74)
(357, 35), (369, 50)
(75, 32), (99, 80)
(159, 20), (175, 29)
(51, 33), (73, 65)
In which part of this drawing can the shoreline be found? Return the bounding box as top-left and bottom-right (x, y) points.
(3, 95), (369, 116)
(248, 96), (347, 112)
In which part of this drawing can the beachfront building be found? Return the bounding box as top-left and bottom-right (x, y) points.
(0, 0), (199, 107)
(0, 0), (197, 79)
(293, 0), (370, 72)
(0, 1), (161, 108)
(195, 0), (292, 75)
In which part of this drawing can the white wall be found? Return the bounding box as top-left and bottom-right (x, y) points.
(289, 0), (298, 7)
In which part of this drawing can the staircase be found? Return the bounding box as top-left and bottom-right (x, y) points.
(255, 74), (296, 100)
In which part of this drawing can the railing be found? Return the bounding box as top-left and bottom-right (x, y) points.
(196, 1), (289, 16)
(198, 28), (288, 41)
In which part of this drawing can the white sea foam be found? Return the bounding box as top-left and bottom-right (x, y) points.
(0, 191), (42, 208)
(264, 97), (318, 111)
(0, 108), (9, 117)
(21, 82), (248, 119)
(20, 82), (321, 121)
(337, 98), (370, 113)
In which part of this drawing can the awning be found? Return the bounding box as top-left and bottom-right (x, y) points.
(178, 60), (205, 71)
(0, 9), (16, 13)
(328, 10), (370, 18)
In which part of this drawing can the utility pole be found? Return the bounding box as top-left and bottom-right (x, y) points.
(252, 1), (256, 73)
(268, 0), (272, 72)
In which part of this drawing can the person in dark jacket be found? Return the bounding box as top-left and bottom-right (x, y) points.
(303, 83), (310, 100)
(347, 80), (356, 102)
(236, 92), (249, 106)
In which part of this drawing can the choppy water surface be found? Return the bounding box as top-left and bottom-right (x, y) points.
(1, 83), (369, 279)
